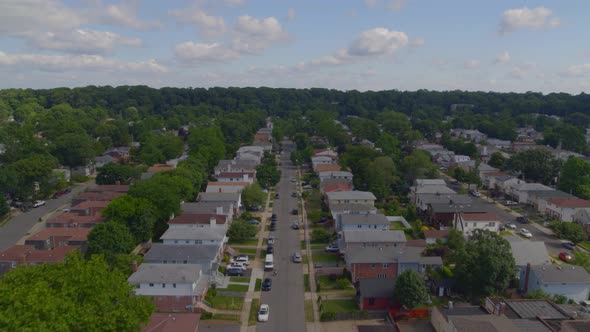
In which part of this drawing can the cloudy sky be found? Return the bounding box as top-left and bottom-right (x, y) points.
(0, 0), (588, 93)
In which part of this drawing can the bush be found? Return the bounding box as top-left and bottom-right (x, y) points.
(320, 312), (336, 321)
(328, 274), (338, 281)
(311, 228), (330, 243)
(336, 278), (349, 289)
(201, 312), (213, 320)
(316, 283), (321, 292)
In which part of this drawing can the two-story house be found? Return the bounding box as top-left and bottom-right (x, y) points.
(215, 172), (255, 184)
(329, 203), (377, 224)
(338, 230), (406, 254)
(545, 198), (590, 222)
(160, 227), (227, 259)
(45, 213), (104, 228)
(326, 191), (376, 209)
(338, 214), (390, 232)
(69, 200), (110, 217)
(455, 212), (499, 237)
(180, 202), (234, 220)
(525, 264), (590, 303)
(24, 227), (90, 250)
(197, 192), (241, 214)
(527, 190), (574, 213)
(507, 183), (553, 204)
(143, 244), (220, 274)
(319, 178), (353, 194)
(168, 214), (230, 231)
(312, 155), (338, 170)
(0, 245), (79, 275)
(128, 263), (208, 312)
(206, 181), (249, 193)
(506, 237), (551, 290)
(318, 171), (354, 183)
(214, 160), (257, 176)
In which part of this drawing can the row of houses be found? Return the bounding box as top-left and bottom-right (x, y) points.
(0, 185), (129, 275)
(126, 123), (273, 315)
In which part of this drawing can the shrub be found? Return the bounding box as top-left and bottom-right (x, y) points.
(328, 274), (338, 281)
(201, 312), (213, 320)
(336, 278), (349, 289)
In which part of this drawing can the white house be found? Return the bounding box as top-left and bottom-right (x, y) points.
(455, 212), (499, 237)
(197, 192), (242, 213)
(527, 190), (575, 213)
(216, 171), (255, 184)
(495, 176), (523, 194)
(508, 183), (553, 204)
(206, 181), (249, 193)
(312, 155), (337, 169)
(313, 148), (338, 158)
(326, 191), (376, 209)
(339, 230), (407, 254)
(143, 244), (220, 273)
(526, 264), (590, 303)
(573, 207), (590, 233)
(338, 213), (390, 231)
(160, 227), (227, 247)
(545, 198), (590, 222)
(329, 204), (377, 224)
(451, 155), (471, 163)
(318, 171), (354, 182)
(410, 185), (456, 206)
(214, 160), (257, 176)
(506, 238), (551, 290)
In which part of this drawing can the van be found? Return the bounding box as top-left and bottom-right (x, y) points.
(264, 254), (274, 271)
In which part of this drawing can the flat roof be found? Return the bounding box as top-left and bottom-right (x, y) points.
(505, 299), (569, 319)
(128, 263), (201, 284)
(531, 265), (590, 284)
(160, 227), (226, 241)
(343, 230), (406, 243)
(326, 191), (376, 200)
(144, 244), (218, 262)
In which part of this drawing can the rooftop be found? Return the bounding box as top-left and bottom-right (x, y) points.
(169, 214), (227, 225)
(88, 184), (130, 193)
(72, 191), (123, 201)
(340, 213), (389, 225)
(508, 241), (551, 266)
(25, 227), (91, 242)
(512, 183), (553, 192)
(411, 185), (456, 195)
(346, 246), (440, 265)
(415, 179), (447, 186)
(71, 200), (110, 210)
(528, 190), (575, 199)
(181, 202), (233, 215)
(197, 192), (240, 202)
(314, 164), (342, 172)
(144, 244), (218, 263)
(318, 171), (353, 177)
(531, 265), (590, 284)
(343, 230), (406, 243)
(547, 198), (590, 208)
(128, 264), (201, 284)
(217, 171), (255, 178)
(461, 212), (497, 221)
(359, 278), (395, 298)
(142, 313), (200, 332)
(207, 181), (250, 187)
(147, 164), (175, 172)
(424, 229), (451, 239)
(160, 227), (226, 241)
(326, 191), (376, 201)
(504, 299), (569, 319)
(329, 203), (377, 213)
(25, 246), (80, 262)
(429, 203), (488, 214)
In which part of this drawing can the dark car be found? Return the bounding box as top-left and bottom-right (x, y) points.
(262, 278), (272, 291)
(274, 193), (279, 199)
(246, 219), (260, 225)
(516, 216), (529, 224)
(291, 192), (297, 197)
(269, 224), (276, 231)
(225, 268), (244, 276)
(266, 246), (274, 254)
(291, 209), (298, 215)
(562, 242), (575, 250)
(271, 214), (277, 219)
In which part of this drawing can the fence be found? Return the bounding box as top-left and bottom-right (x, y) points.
(321, 310), (387, 321)
(389, 308), (430, 320)
(315, 267), (345, 276)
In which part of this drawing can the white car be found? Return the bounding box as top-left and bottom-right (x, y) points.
(228, 262), (247, 271)
(33, 200), (46, 208)
(506, 223), (517, 230)
(505, 200), (518, 206)
(231, 255), (250, 265)
(469, 190), (481, 197)
(258, 304), (270, 322)
(520, 228), (532, 238)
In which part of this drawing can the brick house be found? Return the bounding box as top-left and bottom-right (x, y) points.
(70, 200), (110, 216)
(338, 230), (407, 254)
(24, 227), (90, 250)
(0, 245), (80, 275)
(46, 213), (105, 228)
(359, 278), (395, 310)
(71, 191), (123, 206)
(216, 171), (255, 184)
(314, 163), (342, 173)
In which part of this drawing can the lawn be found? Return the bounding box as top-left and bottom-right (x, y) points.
(248, 298), (260, 325)
(237, 248), (257, 254)
(227, 238), (259, 246)
(305, 299), (314, 322)
(229, 276), (250, 283)
(317, 275), (351, 289)
(210, 295), (243, 311)
(310, 243), (325, 250)
(211, 314), (240, 321)
(321, 299), (358, 313)
(390, 221), (405, 229)
(579, 242), (590, 250)
(254, 278), (262, 291)
(499, 230), (513, 236)
(312, 253), (341, 263)
(304, 274), (310, 292)
(225, 284), (249, 292)
(300, 240), (307, 249)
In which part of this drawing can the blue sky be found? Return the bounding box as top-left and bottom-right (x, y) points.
(0, 0), (588, 93)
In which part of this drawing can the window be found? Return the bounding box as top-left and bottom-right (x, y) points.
(358, 225), (362, 228)
(368, 297), (375, 305)
(163, 260), (167, 264)
(185, 240), (190, 244)
(149, 283), (154, 287)
(173, 283), (177, 288)
(377, 273), (386, 279)
(382, 263), (389, 269)
(11, 261), (17, 268)
(162, 284), (166, 288)
(370, 263), (376, 269)
(183, 260), (188, 264)
(174, 240), (178, 244)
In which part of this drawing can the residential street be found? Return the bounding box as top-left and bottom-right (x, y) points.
(257, 142), (306, 332)
(0, 182), (96, 252)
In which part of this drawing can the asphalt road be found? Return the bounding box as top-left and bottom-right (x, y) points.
(257, 142), (305, 332)
(0, 182), (96, 252)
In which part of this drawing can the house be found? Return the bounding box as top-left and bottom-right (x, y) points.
(319, 178), (353, 194)
(70, 200), (110, 217)
(424, 230), (451, 245)
(451, 155), (471, 164)
(329, 203), (378, 223)
(168, 214), (229, 230)
(180, 202), (234, 220)
(312, 155), (337, 169)
(573, 207), (590, 233)
(477, 163), (500, 179)
(338, 214), (390, 231)
(318, 171), (354, 182)
(128, 264), (208, 312)
(397, 246), (443, 276)
(359, 278), (395, 311)
(545, 198), (590, 222)
(94, 155), (117, 168)
(507, 183), (553, 204)
(142, 313), (200, 332)
(52, 168), (71, 183)
(206, 181), (249, 193)
(339, 230), (406, 254)
(415, 179), (447, 187)
(426, 202), (488, 228)
(313, 148), (338, 158)
(143, 244), (220, 273)
(314, 164), (343, 173)
(71, 191), (123, 206)
(71, 161), (96, 177)
(506, 239), (551, 290)
(527, 190), (575, 213)
(252, 140), (273, 152)
(451, 129), (488, 143)
(495, 176), (523, 194)
(103, 146), (131, 163)
(486, 138), (512, 149)
(197, 192), (241, 214)
(455, 212), (499, 237)
(410, 185), (456, 206)
(481, 172), (509, 190)
(525, 264), (590, 303)
(511, 141), (540, 153)
(87, 184), (130, 193)
(326, 191), (376, 209)
(415, 193), (471, 213)
(216, 171), (255, 184)
(214, 160), (257, 176)
(0, 245), (80, 275)
(24, 227), (90, 250)
(46, 213), (104, 228)
(160, 227), (227, 247)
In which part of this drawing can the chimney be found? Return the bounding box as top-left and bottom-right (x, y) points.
(524, 263), (531, 293)
(216, 206), (223, 215)
(210, 217), (216, 227)
(131, 260), (138, 272)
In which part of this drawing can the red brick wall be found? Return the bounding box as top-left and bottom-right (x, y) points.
(351, 263), (397, 281)
(153, 295), (196, 312)
(361, 297), (391, 310)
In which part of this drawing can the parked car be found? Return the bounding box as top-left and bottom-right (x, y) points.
(292, 252), (302, 263)
(258, 304), (270, 322)
(469, 190), (481, 197)
(268, 236), (275, 245)
(33, 200), (46, 208)
(290, 177), (296, 182)
(231, 255), (250, 265)
(499, 225), (506, 231)
(225, 268), (244, 276)
(291, 222), (300, 230)
(271, 214), (277, 220)
(562, 242), (576, 250)
(291, 192), (297, 197)
(325, 244), (339, 252)
(516, 216), (529, 224)
(450, 180), (459, 185)
(559, 252), (573, 262)
(274, 193), (279, 199)
(505, 200), (518, 206)
(228, 263), (247, 271)
(262, 278), (272, 291)
(269, 224), (276, 231)
(291, 209), (298, 215)
(506, 223), (517, 230)
(246, 219), (260, 225)
(519, 228), (532, 238)
(266, 246), (274, 254)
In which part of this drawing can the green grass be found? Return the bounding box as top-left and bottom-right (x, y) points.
(260, 250), (268, 258)
(312, 253), (341, 263)
(248, 298), (260, 326)
(390, 221), (405, 229)
(310, 243), (325, 250)
(579, 242), (590, 250)
(225, 284), (249, 292)
(321, 299), (358, 313)
(305, 299), (314, 322)
(302, 254), (309, 264)
(227, 238), (259, 246)
(210, 295), (244, 311)
(229, 276), (250, 283)
(317, 275), (338, 289)
(211, 313), (240, 321)
(304, 274), (310, 292)
(500, 231), (513, 236)
(300, 240), (307, 249)
(254, 278), (262, 291)
(237, 248), (257, 254)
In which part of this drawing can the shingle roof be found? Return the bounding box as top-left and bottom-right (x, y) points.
(359, 278), (395, 298)
(343, 230), (406, 243)
(547, 198), (590, 208)
(314, 164), (342, 172)
(169, 214), (227, 225)
(461, 212), (497, 221)
(26, 246), (80, 262)
(329, 204), (377, 213)
(143, 313), (201, 332)
(128, 264), (201, 284)
(181, 202), (233, 215)
(207, 181), (250, 187)
(88, 184), (130, 193)
(513, 183), (553, 192)
(531, 265), (590, 284)
(25, 227), (90, 242)
(160, 227), (226, 241)
(144, 244), (218, 262)
(528, 190), (575, 199)
(197, 192), (240, 202)
(508, 241), (551, 266)
(424, 230), (451, 239)
(429, 203), (488, 213)
(505, 299), (569, 319)
(340, 214), (389, 225)
(415, 179), (447, 186)
(326, 191), (376, 201)
(346, 246), (441, 265)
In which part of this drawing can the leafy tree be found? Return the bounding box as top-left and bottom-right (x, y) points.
(366, 156), (399, 200)
(453, 229), (516, 299)
(51, 132), (96, 168)
(101, 195), (157, 243)
(86, 222), (135, 264)
(0, 195), (9, 218)
(558, 157), (590, 199)
(549, 221), (587, 244)
(0, 252), (154, 331)
(446, 229), (465, 250)
(401, 150), (438, 185)
(507, 149), (561, 185)
(394, 269), (427, 308)
(188, 126), (226, 169)
(376, 133), (401, 160)
(3, 153), (58, 197)
(241, 183), (266, 210)
(227, 220), (257, 242)
(256, 153), (280, 188)
(488, 152), (507, 170)
(311, 228), (330, 242)
(96, 163), (142, 185)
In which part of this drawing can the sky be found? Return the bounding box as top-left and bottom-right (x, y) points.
(0, 0), (589, 93)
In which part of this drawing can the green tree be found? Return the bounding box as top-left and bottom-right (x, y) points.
(558, 157), (590, 199)
(96, 163), (142, 185)
(227, 220), (257, 242)
(241, 183), (266, 210)
(366, 156), (399, 200)
(488, 152), (507, 170)
(0, 252), (153, 331)
(549, 221), (587, 244)
(394, 269), (427, 308)
(508, 149), (561, 185)
(256, 153), (280, 189)
(51, 132), (96, 168)
(3, 153), (58, 197)
(86, 222), (135, 264)
(0, 195), (8, 218)
(101, 195), (157, 243)
(453, 230), (515, 299)
(401, 150), (438, 185)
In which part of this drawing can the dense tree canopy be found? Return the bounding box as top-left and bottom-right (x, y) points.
(558, 157), (590, 199)
(101, 195), (157, 243)
(96, 163), (143, 185)
(241, 183), (266, 210)
(507, 149), (562, 185)
(86, 222), (136, 264)
(394, 269), (427, 308)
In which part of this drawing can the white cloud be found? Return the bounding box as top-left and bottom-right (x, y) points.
(410, 37), (425, 47)
(0, 0), (84, 36)
(101, 0), (161, 30)
(174, 42), (239, 63)
(464, 59), (480, 69)
(387, 0), (406, 12)
(169, 8), (226, 38)
(232, 15), (288, 53)
(499, 7), (560, 34)
(29, 29), (142, 54)
(494, 51), (511, 65)
(287, 8), (296, 21)
(0, 51), (166, 73)
(349, 28), (408, 56)
(364, 0), (380, 8)
(565, 64), (590, 77)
